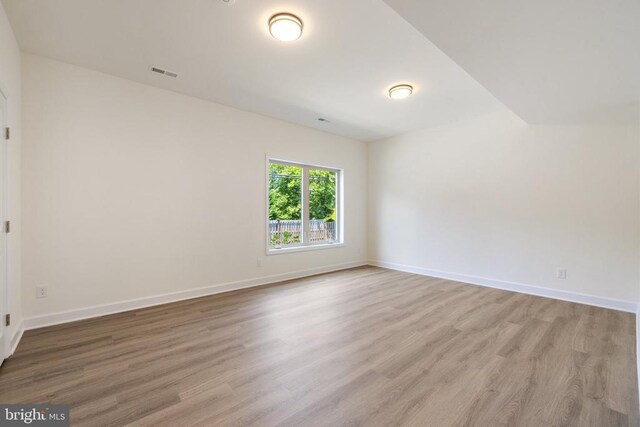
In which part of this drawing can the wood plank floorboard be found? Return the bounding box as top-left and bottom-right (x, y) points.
(0, 266), (637, 426)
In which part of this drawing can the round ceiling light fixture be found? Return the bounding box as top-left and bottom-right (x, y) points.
(388, 84), (413, 100)
(269, 13), (303, 42)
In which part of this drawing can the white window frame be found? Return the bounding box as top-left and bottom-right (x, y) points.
(266, 157), (344, 255)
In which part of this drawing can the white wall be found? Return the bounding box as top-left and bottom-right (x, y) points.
(368, 109), (640, 304)
(22, 54), (367, 320)
(0, 1), (22, 353)
(18, 51), (640, 325)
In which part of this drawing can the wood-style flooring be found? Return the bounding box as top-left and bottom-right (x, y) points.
(0, 266), (638, 426)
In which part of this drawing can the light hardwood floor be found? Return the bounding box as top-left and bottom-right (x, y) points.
(0, 266), (638, 426)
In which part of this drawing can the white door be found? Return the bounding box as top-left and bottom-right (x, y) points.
(0, 91), (7, 363)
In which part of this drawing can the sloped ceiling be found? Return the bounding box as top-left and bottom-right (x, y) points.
(4, 0), (637, 139)
(384, 0), (640, 124)
(1, 0), (505, 141)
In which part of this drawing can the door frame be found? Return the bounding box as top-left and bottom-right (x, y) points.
(0, 85), (9, 361)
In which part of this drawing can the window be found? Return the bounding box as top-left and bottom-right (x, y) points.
(267, 159), (341, 252)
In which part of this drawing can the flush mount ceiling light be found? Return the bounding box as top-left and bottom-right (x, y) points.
(388, 84), (413, 100)
(269, 13), (303, 41)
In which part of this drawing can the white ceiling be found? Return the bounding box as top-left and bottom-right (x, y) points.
(1, 0), (505, 141)
(384, 0), (640, 125)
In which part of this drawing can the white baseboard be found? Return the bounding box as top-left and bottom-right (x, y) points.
(24, 260), (367, 330)
(9, 320), (24, 356)
(369, 260), (638, 313)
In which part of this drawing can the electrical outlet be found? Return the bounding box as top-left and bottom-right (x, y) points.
(257, 258), (263, 267)
(556, 269), (567, 280)
(36, 285), (49, 298)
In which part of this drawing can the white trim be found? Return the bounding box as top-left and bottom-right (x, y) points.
(267, 242), (345, 255)
(0, 89), (8, 360)
(0, 82), (9, 100)
(636, 309), (639, 410)
(9, 320), (23, 356)
(369, 260), (638, 313)
(23, 261), (367, 330)
(302, 165), (310, 242)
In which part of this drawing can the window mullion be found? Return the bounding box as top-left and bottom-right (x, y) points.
(302, 166), (310, 245)
(335, 170), (340, 243)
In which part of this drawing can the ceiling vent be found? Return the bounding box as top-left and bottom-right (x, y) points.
(150, 66), (178, 78)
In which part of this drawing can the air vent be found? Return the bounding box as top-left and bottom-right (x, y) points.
(150, 66), (179, 78)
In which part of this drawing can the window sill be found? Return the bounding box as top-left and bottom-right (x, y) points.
(266, 242), (345, 256)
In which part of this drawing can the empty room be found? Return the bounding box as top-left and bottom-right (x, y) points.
(0, 0), (639, 425)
